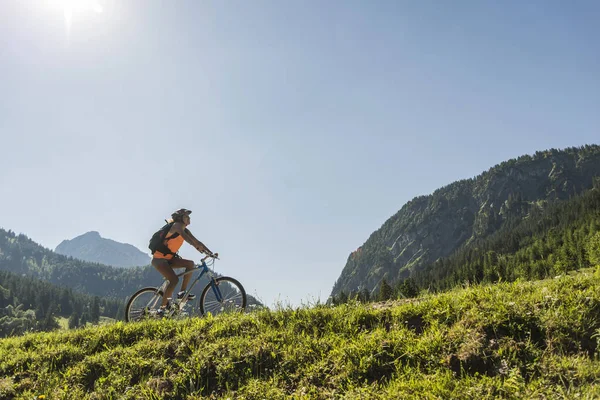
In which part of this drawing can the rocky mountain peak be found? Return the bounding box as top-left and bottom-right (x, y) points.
(55, 231), (150, 268)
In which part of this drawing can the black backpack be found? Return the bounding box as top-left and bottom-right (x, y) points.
(148, 222), (179, 256)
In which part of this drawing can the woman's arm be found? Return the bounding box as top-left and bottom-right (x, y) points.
(173, 223), (213, 254)
(184, 229), (213, 255)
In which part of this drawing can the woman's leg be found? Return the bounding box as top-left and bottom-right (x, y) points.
(168, 258), (195, 292)
(152, 257), (178, 307)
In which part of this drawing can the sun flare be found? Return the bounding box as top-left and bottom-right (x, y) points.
(47, 0), (103, 36)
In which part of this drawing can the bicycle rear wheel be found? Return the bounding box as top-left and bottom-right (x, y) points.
(125, 287), (163, 322)
(199, 277), (247, 316)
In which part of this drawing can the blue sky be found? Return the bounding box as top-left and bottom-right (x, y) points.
(1, 0), (599, 307)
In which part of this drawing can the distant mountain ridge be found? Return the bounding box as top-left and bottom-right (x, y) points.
(55, 231), (150, 268)
(331, 145), (600, 297)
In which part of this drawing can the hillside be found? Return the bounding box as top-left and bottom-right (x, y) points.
(55, 231), (151, 268)
(1, 268), (600, 399)
(333, 145), (600, 296)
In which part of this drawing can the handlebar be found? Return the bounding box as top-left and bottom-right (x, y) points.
(201, 253), (219, 263)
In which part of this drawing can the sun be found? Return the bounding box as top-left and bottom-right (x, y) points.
(47, 0), (103, 36)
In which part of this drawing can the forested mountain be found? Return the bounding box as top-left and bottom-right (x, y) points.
(332, 145), (600, 297)
(0, 270), (122, 337)
(0, 228), (157, 298)
(55, 231), (150, 268)
(331, 185), (600, 305)
(412, 184), (600, 292)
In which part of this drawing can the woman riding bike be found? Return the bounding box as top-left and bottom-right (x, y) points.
(152, 208), (216, 315)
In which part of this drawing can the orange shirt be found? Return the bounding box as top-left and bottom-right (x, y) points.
(153, 235), (184, 260)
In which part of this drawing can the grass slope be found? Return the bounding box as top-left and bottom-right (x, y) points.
(57, 317), (117, 331)
(2, 269), (600, 399)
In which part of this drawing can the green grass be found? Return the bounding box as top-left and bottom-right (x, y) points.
(2, 268), (600, 399)
(57, 316), (115, 331)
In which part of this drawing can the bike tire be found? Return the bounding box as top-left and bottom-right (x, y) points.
(125, 287), (164, 322)
(199, 277), (247, 316)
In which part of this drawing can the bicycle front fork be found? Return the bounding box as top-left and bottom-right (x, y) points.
(210, 279), (224, 302)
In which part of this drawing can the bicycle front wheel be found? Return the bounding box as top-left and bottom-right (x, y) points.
(199, 277), (247, 316)
(125, 287), (163, 322)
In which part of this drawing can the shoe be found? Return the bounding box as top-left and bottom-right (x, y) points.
(155, 308), (167, 318)
(177, 291), (196, 300)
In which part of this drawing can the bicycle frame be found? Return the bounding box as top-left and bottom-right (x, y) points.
(159, 259), (224, 304)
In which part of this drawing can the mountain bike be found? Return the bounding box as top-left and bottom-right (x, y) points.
(125, 255), (247, 322)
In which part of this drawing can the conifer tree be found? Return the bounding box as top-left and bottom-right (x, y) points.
(40, 305), (60, 332)
(378, 278), (393, 301)
(68, 312), (80, 329)
(587, 231), (600, 266)
(80, 312), (89, 327)
(91, 296), (100, 324)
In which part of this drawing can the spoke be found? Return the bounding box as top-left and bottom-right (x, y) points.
(204, 299), (242, 314)
(129, 309), (146, 321)
(200, 279), (246, 316)
(128, 291), (164, 322)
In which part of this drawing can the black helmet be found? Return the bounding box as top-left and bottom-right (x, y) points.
(171, 208), (192, 220)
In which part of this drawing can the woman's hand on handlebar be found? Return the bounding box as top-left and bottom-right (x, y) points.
(201, 252), (219, 262)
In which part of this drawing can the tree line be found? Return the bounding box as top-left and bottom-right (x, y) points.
(0, 270), (124, 337)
